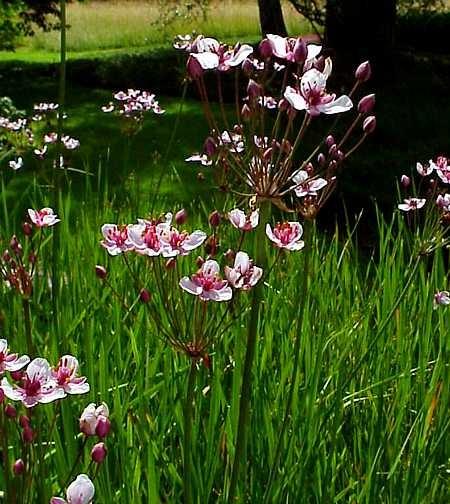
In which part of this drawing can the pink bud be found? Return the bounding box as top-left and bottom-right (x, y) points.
(325, 135), (335, 148)
(363, 115), (376, 134)
(205, 236), (219, 256)
(10, 370), (23, 381)
(305, 162), (314, 175)
(165, 258), (177, 270)
(22, 222), (32, 237)
(401, 175), (411, 188)
(19, 415), (30, 428)
(0, 388), (4, 403)
(2, 250), (11, 262)
(196, 256), (205, 268)
(358, 94), (375, 114)
(28, 252), (37, 265)
(293, 38), (307, 63)
(13, 459), (25, 476)
(355, 61), (371, 82)
(209, 211), (221, 227)
(95, 416), (111, 438)
(241, 58), (254, 76)
(139, 288), (151, 303)
(5, 403), (17, 418)
(336, 150), (345, 162)
(95, 265), (108, 280)
(22, 427), (33, 444)
(224, 249), (235, 263)
(175, 208), (188, 225)
(247, 79), (262, 100)
(10, 236), (22, 256)
(203, 137), (217, 157)
(187, 55), (203, 80)
(317, 153), (326, 167)
(241, 104), (252, 120)
(259, 38), (273, 59)
(328, 144), (338, 158)
(91, 442), (107, 464)
(278, 98), (289, 112)
(328, 160), (337, 171)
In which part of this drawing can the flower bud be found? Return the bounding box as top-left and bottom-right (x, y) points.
(325, 135), (335, 148)
(91, 442), (107, 464)
(358, 94), (375, 114)
(355, 61), (371, 82)
(196, 256), (205, 268)
(175, 208), (188, 225)
(336, 150), (345, 162)
(5, 403), (17, 418)
(328, 144), (338, 158)
(187, 55), (203, 80)
(241, 104), (252, 121)
(363, 115), (376, 134)
(317, 153), (326, 167)
(22, 427), (34, 444)
(197, 172), (205, 181)
(281, 139), (291, 154)
(10, 370), (23, 381)
(314, 56), (325, 72)
(241, 58), (254, 76)
(28, 252), (37, 265)
(0, 388), (4, 403)
(139, 288), (151, 303)
(203, 137), (217, 157)
(209, 211), (221, 227)
(2, 250), (11, 262)
(278, 98), (289, 112)
(13, 459), (25, 476)
(247, 79), (262, 100)
(328, 160), (337, 171)
(22, 222), (33, 237)
(95, 416), (111, 438)
(165, 257), (177, 270)
(205, 236), (219, 256)
(10, 236), (22, 256)
(401, 175), (411, 188)
(95, 265), (108, 280)
(259, 38), (273, 59)
(224, 249), (235, 263)
(305, 162), (314, 175)
(293, 38), (307, 63)
(19, 415), (30, 428)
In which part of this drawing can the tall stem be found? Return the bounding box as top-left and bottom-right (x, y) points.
(183, 359), (197, 504)
(263, 221), (312, 502)
(22, 298), (34, 356)
(228, 202), (269, 501)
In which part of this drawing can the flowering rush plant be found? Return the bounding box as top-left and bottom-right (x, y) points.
(0, 101), (80, 172)
(176, 33), (376, 219)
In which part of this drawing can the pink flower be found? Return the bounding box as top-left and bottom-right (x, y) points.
(127, 220), (165, 256)
(158, 225), (207, 257)
(398, 198), (426, 212)
(0, 339), (30, 375)
(284, 59), (352, 116)
(28, 208), (60, 228)
(228, 208), (259, 231)
(188, 37), (253, 73)
(53, 355), (89, 395)
(79, 402), (109, 436)
(416, 161), (433, 177)
(101, 224), (134, 255)
(50, 474), (95, 504)
(436, 193), (450, 210)
(218, 44), (254, 71)
(224, 252), (263, 290)
(266, 34), (321, 63)
(434, 290), (450, 308)
(431, 156), (450, 184)
(266, 222), (305, 251)
(180, 260), (232, 301)
(1, 358), (66, 408)
(292, 170), (328, 197)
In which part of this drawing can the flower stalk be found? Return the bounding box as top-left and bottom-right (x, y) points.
(183, 359), (198, 504)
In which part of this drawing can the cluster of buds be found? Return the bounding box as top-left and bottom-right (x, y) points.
(0, 208), (59, 299)
(1, 101), (79, 171)
(101, 89), (165, 136)
(399, 156), (450, 220)
(79, 402), (111, 465)
(176, 34), (375, 220)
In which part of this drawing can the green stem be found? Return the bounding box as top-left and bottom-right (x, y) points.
(183, 359), (197, 504)
(22, 298), (34, 356)
(228, 203), (269, 501)
(263, 221), (312, 503)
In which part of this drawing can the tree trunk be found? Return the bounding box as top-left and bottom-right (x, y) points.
(325, 0), (397, 73)
(257, 0), (288, 36)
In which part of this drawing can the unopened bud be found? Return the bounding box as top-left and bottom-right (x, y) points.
(314, 56), (325, 72)
(209, 211), (221, 227)
(139, 288), (151, 303)
(10, 370), (23, 381)
(305, 162), (314, 175)
(187, 55), (203, 80)
(175, 208), (188, 225)
(95, 265), (108, 280)
(358, 94), (375, 114)
(165, 258), (177, 270)
(91, 442), (107, 464)
(19, 415), (30, 428)
(224, 249), (235, 263)
(401, 175), (411, 188)
(205, 236), (219, 257)
(2, 250), (11, 262)
(0, 388), (4, 403)
(363, 115), (376, 134)
(5, 403), (17, 418)
(13, 459), (25, 476)
(259, 38), (273, 59)
(278, 98), (289, 111)
(328, 144), (338, 158)
(22, 427), (33, 444)
(241, 58), (254, 76)
(281, 139), (291, 154)
(10, 236), (22, 256)
(22, 222), (32, 237)
(317, 153), (326, 167)
(293, 38), (307, 63)
(247, 79), (262, 100)
(325, 135), (335, 148)
(196, 256), (205, 268)
(241, 104), (252, 120)
(203, 137), (217, 157)
(355, 61), (371, 82)
(328, 160), (337, 171)
(197, 172), (205, 181)
(95, 416), (111, 438)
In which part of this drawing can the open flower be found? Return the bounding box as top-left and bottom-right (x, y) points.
(158, 226), (207, 257)
(398, 198), (426, 212)
(292, 170), (328, 197)
(127, 221), (164, 256)
(180, 260), (232, 301)
(434, 290), (450, 308)
(50, 474), (95, 504)
(266, 222), (305, 251)
(0, 339), (29, 375)
(53, 355), (90, 395)
(431, 156), (450, 184)
(228, 208), (259, 231)
(284, 59), (352, 116)
(28, 208), (60, 228)
(1, 358), (65, 408)
(79, 402), (109, 436)
(8, 157), (23, 171)
(101, 224), (134, 255)
(266, 34), (321, 63)
(225, 252), (263, 290)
